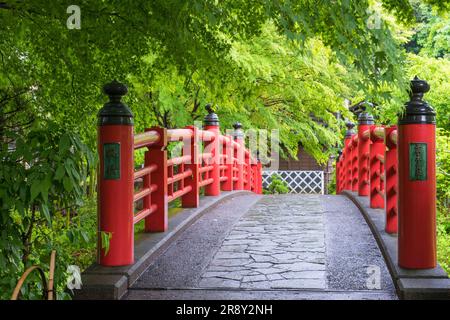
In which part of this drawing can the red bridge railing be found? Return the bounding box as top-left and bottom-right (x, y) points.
(97, 81), (262, 266)
(335, 77), (437, 270)
(337, 123), (399, 232)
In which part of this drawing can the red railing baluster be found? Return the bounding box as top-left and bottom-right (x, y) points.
(251, 159), (257, 193)
(369, 126), (385, 208)
(341, 156), (345, 193)
(335, 151), (342, 194)
(339, 154), (345, 194)
(340, 155), (346, 192)
(256, 159), (263, 194)
(244, 150), (251, 191)
(385, 126), (398, 235)
(351, 135), (358, 192)
(357, 113), (374, 196)
(233, 123), (244, 190)
(181, 125), (200, 207)
(221, 135), (234, 191)
(145, 127), (168, 232)
(344, 121), (355, 191)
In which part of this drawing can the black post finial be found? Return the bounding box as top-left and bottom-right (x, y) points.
(103, 80), (128, 101)
(345, 120), (355, 130)
(358, 111), (374, 125)
(399, 77), (435, 125)
(410, 75), (430, 99)
(205, 103), (214, 113)
(98, 80), (133, 126)
(233, 122), (243, 139)
(345, 120), (355, 138)
(203, 103), (219, 126)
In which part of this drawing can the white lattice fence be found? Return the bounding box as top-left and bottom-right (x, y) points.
(262, 171), (324, 194)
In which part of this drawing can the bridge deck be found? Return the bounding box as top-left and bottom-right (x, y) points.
(125, 194), (397, 300)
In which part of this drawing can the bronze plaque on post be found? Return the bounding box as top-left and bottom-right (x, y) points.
(409, 143), (427, 181)
(104, 143), (121, 180)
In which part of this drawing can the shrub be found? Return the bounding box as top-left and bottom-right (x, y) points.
(0, 124), (95, 299)
(263, 175), (289, 194)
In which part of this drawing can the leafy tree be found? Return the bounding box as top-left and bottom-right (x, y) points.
(130, 23), (357, 162)
(405, 1), (450, 58)
(377, 53), (450, 129)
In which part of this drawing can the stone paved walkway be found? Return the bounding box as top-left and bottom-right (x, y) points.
(198, 195), (327, 290)
(126, 194), (397, 300)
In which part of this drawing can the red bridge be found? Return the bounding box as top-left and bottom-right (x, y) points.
(77, 78), (449, 300)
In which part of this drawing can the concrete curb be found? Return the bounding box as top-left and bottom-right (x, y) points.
(74, 191), (257, 300)
(342, 191), (450, 300)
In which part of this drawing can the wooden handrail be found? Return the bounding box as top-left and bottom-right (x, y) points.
(389, 130), (397, 145)
(134, 130), (160, 149)
(167, 128), (193, 142)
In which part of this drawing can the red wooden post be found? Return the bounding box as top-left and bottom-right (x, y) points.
(244, 151), (251, 190)
(398, 77), (436, 269)
(336, 151), (342, 194)
(254, 163), (258, 193)
(221, 135), (234, 191)
(340, 150), (346, 192)
(250, 153), (259, 193)
(357, 112), (374, 196)
(338, 152), (342, 192)
(345, 145), (351, 190)
(233, 122), (244, 190)
(335, 157), (339, 194)
(203, 104), (221, 196)
(256, 155), (263, 194)
(351, 134), (359, 192)
(344, 121), (355, 190)
(385, 126), (398, 234)
(339, 152), (345, 193)
(142, 153), (152, 221)
(145, 127), (168, 232)
(98, 81), (134, 266)
(369, 126), (385, 208)
(181, 125), (199, 207)
(250, 160), (256, 193)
